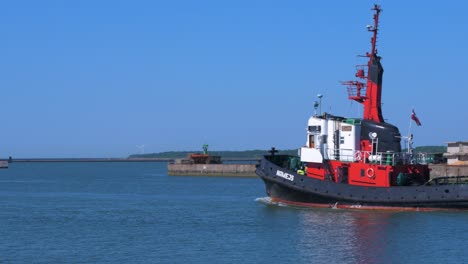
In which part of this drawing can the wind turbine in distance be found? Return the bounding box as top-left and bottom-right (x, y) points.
(136, 145), (145, 155)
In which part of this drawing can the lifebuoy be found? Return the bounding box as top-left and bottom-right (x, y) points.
(367, 168), (375, 179)
(354, 151), (362, 161)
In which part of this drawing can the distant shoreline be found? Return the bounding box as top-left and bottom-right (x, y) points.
(128, 146), (446, 159)
(2, 145), (446, 163)
(4, 158), (260, 163)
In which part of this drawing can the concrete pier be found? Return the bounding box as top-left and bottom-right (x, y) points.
(168, 164), (257, 177)
(429, 164), (468, 178)
(168, 163), (467, 178)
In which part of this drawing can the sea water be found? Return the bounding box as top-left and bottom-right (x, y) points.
(1, 162), (467, 264)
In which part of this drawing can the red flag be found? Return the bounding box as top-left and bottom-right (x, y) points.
(411, 109), (422, 126)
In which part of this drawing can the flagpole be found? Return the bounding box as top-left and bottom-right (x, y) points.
(408, 106), (414, 154)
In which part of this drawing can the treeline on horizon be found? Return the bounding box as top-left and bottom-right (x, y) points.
(403, 146), (446, 153)
(129, 149), (297, 159)
(129, 146), (447, 159)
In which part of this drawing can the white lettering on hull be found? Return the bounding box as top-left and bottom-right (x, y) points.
(276, 170), (295, 181)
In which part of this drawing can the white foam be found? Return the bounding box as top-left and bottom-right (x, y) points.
(255, 197), (292, 208)
(255, 196), (273, 205)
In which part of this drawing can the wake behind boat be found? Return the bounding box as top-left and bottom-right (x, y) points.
(256, 4), (468, 210)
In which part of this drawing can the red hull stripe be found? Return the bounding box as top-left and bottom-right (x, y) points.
(270, 197), (468, 212)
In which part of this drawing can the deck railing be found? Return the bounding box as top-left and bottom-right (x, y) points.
(324, 148), (428, 166)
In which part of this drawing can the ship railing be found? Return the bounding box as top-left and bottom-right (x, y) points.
(390, 152), (429, 165)
(346, 86), (367, 99)
(325, 148), (429, 166)
(425, 176), (468, 185)
(324, 148), (356, 162)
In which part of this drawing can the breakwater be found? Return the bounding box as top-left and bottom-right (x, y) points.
(6, 158), (464, 179)
(6, 158), (173, 163)
(5, 158), (260, 163)
(168, 164), (257, 177)
(168, 163), (464, 178)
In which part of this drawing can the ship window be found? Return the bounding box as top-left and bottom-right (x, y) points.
(309, 135), (315, 148)
(340, 136), (345, 144)
(341, 126), (352, 132)
(360, 169), (365, 177)
(308, 126), (321, 132)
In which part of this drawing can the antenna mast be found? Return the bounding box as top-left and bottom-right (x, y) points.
(369, 4), (381, 56)
(342, 4), (385, 123)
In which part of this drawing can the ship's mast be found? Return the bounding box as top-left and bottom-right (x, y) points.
(368, 5), (380, 56)
(343, 4), (384, 123)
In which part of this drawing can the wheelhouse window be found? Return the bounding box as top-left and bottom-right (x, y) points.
(308, 126), (321, 133)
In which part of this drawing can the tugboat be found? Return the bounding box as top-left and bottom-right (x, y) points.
(256, 4), (468, 210)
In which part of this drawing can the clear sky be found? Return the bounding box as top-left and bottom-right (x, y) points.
(1, 0), (467, 158)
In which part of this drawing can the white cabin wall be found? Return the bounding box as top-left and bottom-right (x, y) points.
(320, 119), (329, 159)
(339, 123), (360, 161)
(326, 119), (337, 160)
(305, 117), (332, 160)
(302, 117), (329, 162)
(303, 116), (363, 163)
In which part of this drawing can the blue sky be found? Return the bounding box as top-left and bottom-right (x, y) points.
(1, 0), (467, 157)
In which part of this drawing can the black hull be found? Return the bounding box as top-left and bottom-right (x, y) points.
(256, 156), (468, 210)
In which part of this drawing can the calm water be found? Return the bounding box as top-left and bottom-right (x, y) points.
(1, 162), (467, 264)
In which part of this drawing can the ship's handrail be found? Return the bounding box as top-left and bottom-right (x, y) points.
(324, 148), (429, 166)
(425, 176), (468, 185)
